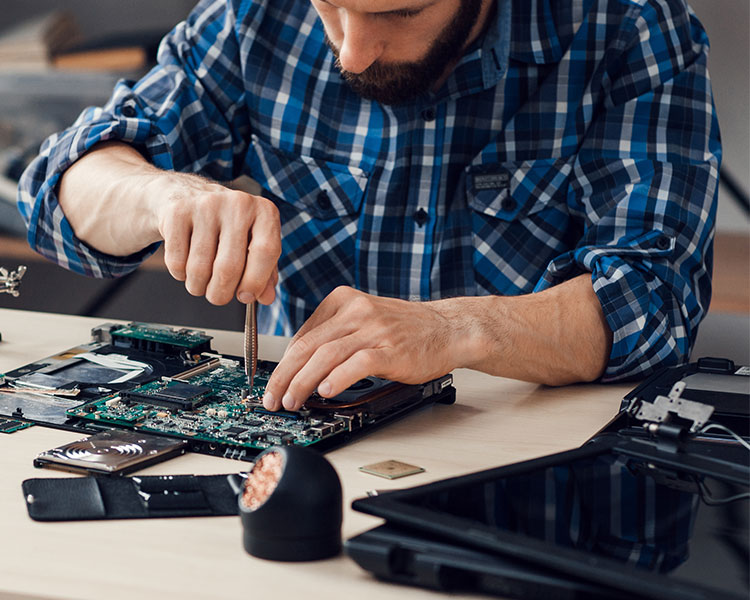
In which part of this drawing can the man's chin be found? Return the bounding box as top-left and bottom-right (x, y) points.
(339, 67), (436, 105)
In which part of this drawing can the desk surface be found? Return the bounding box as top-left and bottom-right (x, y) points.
(0, 308), (630, 600)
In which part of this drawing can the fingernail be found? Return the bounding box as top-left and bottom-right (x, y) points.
(318, 380), (331, 396)
(282, 393), (295, 411)
(262, 392), (275, 411)
(238, 292), (255, 304)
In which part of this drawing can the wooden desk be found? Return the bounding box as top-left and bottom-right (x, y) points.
(0, 308), (629, 600)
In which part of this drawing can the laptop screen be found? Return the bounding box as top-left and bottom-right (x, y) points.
(377, 443), (749, 599)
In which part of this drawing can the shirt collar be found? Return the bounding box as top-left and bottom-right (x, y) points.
(478, 0), (512, 88)
(432, 0), (512, 98)
(477, 0), (566, 89)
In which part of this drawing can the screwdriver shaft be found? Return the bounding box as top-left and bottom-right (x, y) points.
(244, 301), (258, 392)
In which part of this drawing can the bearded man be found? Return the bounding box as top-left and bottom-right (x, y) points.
(18, 0), (720, 411)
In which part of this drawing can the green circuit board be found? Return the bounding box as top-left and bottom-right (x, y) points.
(66, 358), (352, 458)
(3, 321), (453, 462)
(108, 322), (213, 354)
(0, 417), (34, 434)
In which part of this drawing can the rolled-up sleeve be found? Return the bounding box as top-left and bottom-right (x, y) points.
(538, 1), (720, 380)
(17, 0), (250, 278)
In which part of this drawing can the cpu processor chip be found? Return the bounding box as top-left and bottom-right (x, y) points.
(359, 459), (425, 480)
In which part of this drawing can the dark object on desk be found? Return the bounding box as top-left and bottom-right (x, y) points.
(22, 473), (240, 521)
(349, 436), (749, 600)
(347, 368), (750, 600)
(33, 430), (187, 476)
(234, 446), (342, 561)
(0, 322), (455, 462)
(348, 523), (632, 600)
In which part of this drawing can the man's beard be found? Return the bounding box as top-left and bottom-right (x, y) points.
(326, 0), (482, 105)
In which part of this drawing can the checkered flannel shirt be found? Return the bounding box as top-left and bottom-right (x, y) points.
(18, 0), (721, 381)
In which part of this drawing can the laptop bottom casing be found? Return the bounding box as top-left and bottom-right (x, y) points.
(347, 523), (632, 600)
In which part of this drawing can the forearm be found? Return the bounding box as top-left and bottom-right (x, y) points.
(434, 275), (613, 385)
(58, 141), (170, 256)
(58, 142), (217, 256)
(57, 140), (280, 305)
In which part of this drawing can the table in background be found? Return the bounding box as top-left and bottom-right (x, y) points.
(0, 308), (628, 600)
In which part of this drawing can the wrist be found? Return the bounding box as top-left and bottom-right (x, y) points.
(430, 296), (500, 370)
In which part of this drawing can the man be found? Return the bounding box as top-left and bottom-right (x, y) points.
(18, 0), (720, 412)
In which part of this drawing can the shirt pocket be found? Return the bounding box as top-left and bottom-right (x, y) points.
(465, 158), (575, 294)
(466, 158), (574, 220)
(246, 134), (368, 220)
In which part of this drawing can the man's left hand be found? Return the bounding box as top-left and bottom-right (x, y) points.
(262, 286), (470, 411)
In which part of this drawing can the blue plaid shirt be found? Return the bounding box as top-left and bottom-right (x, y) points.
(18, 0), (721, 381)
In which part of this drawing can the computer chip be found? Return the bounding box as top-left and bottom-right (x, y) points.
(121, 381), (212, 410)
(359, 460), (425, 480)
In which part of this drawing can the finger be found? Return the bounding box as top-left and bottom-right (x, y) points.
(204, 228), (250, 305)
(317, 348), (391, 398)
(262, 313), (357, 411)
(161, 216), (192, 282)
(256, 267), (278, 305)
(236, 202), (281, 302)
(262, 287), (363, 410)
(184, 224), (219, 297)
(268, 334), (365, 411)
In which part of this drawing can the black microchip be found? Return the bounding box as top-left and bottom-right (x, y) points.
(265, 430), (294, 445)
(224, 426), (246, 435)
(122, 381), (212, 410)
(243, 419), (263, 428)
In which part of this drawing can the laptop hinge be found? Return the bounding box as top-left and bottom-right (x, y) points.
(630, 381), (715, 453)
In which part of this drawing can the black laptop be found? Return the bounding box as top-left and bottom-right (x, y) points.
(347, 359), (750, 600)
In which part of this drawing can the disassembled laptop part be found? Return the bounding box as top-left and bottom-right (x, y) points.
(634, 381), (715, 434)
(0, 322), (455, 462)
(0, 265), (26, 297)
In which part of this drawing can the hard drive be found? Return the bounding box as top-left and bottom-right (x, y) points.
(33, 430), (188, 476)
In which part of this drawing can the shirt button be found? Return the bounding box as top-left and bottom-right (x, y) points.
(122, 104), (136, 118)
(413, 208), (428, 226)
(421, 107), (436, 122)
(316, 191), (332, 211)
(501, 197), (516, 212)
(656, 235), (671, 250)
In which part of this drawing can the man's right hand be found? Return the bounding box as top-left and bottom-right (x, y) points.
(58, 141), (281, 307)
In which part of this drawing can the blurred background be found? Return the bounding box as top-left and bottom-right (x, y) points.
(0, 0), (747, 361)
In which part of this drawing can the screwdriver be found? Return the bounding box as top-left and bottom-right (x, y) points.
(244, 301), (258, 396)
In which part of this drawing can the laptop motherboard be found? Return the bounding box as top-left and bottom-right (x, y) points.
(0, 322), (455, 462)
